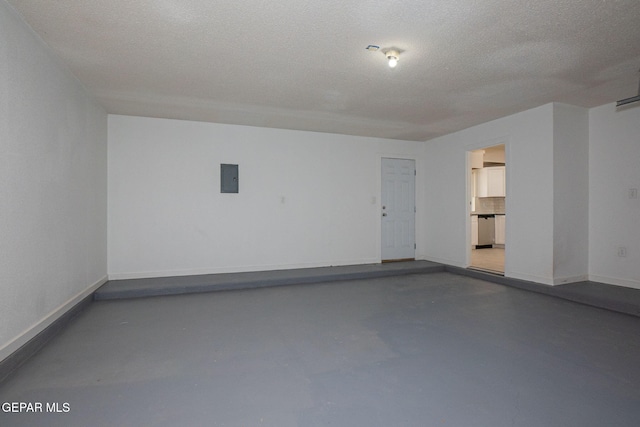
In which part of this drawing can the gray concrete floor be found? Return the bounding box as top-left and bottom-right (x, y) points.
(1, 272), (639, 426)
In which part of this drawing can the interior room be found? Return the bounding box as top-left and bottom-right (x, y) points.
(2, 0), (640, 426)
(470, 144), (506, 274)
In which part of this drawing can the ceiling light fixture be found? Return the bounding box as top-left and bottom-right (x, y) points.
(386, 50), (399, 68)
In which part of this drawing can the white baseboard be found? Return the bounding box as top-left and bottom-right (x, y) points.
(0, 276), (108, 363)
(108, 258), (382, 281)
(420, 255), (466, 269)
(553, 275), (589, 285)
(506, 271), (554, 286)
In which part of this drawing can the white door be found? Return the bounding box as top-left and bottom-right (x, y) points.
(381, 158), (416, 261)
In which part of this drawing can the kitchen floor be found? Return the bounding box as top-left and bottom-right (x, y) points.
(2, 272), (640, 427)
(471, 247), (505, 273)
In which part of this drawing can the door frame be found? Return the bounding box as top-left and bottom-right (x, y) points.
(378, 154), (419, 262)
(464, 138), (510, 272)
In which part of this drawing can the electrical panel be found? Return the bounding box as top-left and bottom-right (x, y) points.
(220, 164), (239, 193)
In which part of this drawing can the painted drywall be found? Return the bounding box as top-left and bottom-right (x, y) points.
(552, 104), (589, 284)
(0, 1), (108, 362)
(421, 133), (469, 267)
(108, 115), (424, 279)
(423, 104), (556, 284)
(589, 103), (640, 289)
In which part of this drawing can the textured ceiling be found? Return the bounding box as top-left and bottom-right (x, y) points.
(8, 0), (640, 141)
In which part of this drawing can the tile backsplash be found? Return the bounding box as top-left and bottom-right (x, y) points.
(473, 197), (505, 214)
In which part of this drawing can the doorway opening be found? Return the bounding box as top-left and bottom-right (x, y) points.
(469, 145), (505, 274)
(381, 158), (416, 262)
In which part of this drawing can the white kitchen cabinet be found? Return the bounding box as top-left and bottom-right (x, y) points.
(471, 150), (484, 169)
(476, 166), (505, 197)
(471, 215), (478, 246)
(495, 215), (506, 245)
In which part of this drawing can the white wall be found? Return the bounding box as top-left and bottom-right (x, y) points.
(108, 115), (423, 279)
(423, 104), (557, 284)
(0, 1), (108, 361)
(589, 103), (640, 289)
(552, 104), (589, 284)
(421, 132), (469, 267)
(108, 104), (639, 287)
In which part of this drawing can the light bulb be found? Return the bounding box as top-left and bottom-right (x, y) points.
(385, 50), (399, 68)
